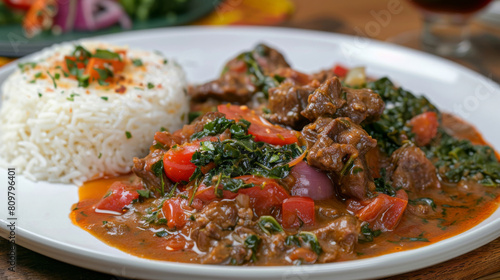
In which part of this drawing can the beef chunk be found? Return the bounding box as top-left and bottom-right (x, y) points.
(322, 117), (377, 155)
(304, 117), (377, 199)
(313, 215), (360, 263)
(337, 87), (385, 124)
(195, 200), (240, 253)
(301, 76), (384, 125)
(252, 43), (290, 74)
(388, 144), (440, 194)
(301, 116), (334, 149)
(197, 200), (239, 230)
(190, 44), (290, 104)
(301, 77), (346, 121)
(268, 81), (316, 129)
(132, 149), (171, 195)
(311, 69), (337, 83)
(307, 136), (359, 174)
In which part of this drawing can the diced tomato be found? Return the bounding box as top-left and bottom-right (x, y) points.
(282, 197), (315, 229)
(164, 235), (187, 251)
(236, 175), (290, 216)
(227, 59), (247, 73)
(161, 198), (186, 229)
(163, 142), (200, 183)
(85, 58), (110, 82)
(194, 182), (238, 203)
(63, 56), (86, 73)
(217, 104), (298, 145)
(346, 199), (367, 214)
(195, 175), (290, 216)
(94, 182), (141, 214)
(332, 64), (349, 77)
(409, 111), (439, 146)
(355, 191), (408, 231)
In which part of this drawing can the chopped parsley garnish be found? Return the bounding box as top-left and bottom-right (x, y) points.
(72, 45), (92, 61)
(358, 223), (381, 243)
(258, 216), (283, 235)
(155, 230), (169, 237)
(244, 235), (261, 262)
(98, 152), (102, 159)
(137, 189), (150, 198)
(285, 232), (322, 255)
(151, 160), (166, 196)
(163, 59), (168, 64)
(66, 93), (79, 102)
(101, 96), (108, 101)
(18, 62), (37, 72)
(46, 71), (58, 88)
(34, 72), (42, 78)
(93, 49), (121, 60)
(132, 58), (143, 66)
(374, 169), (396, 196)
(94, 67), (113, 86)
(147, 82), (155, 89)
(38, 93), (42, 98)
(125, 131), (132, 139)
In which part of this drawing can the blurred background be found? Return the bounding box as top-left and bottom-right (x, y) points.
(0, 0), (499, 82)
(0, 0), (500, 279)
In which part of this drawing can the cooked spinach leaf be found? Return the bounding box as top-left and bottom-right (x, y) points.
(363, 77), (438, 155)
(423, 131), (500, 186)
(189, 118), (303, 192)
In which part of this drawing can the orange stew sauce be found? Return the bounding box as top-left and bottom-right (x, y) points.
(70, 113), (500, 264)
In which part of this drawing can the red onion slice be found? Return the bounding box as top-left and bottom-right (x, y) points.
(290, 161), (334, 200)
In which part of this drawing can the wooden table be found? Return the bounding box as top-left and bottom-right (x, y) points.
(1, 0), (500, 279)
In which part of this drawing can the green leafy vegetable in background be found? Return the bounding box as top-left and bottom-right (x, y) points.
(119, 0), (189, 21)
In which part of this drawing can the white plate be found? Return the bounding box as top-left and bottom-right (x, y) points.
(0, 26), (499, 280)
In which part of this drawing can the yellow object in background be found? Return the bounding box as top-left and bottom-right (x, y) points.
(0, 57), (14, 68)
(194, 0), (294, 26)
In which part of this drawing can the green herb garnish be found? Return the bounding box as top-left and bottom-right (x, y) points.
(132, 58), (143, 66)
(93, 49), (121, 60)
(244, 235), (261, 262)
(258, 216), (283, 235)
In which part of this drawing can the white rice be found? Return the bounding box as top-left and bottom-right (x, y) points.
(0, 41), (189, 184)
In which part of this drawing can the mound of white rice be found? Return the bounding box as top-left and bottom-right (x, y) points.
(0, 41), (189, 184)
